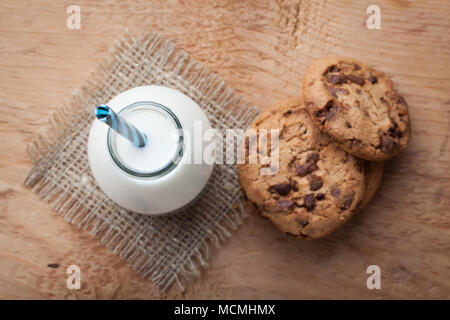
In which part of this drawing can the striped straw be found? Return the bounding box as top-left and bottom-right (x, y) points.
(95, 105), (147, 148)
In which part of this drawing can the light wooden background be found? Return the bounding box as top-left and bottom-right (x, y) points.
(0, 0), (449, 299)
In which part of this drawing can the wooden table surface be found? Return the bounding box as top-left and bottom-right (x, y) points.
(0, 0), (449, 299)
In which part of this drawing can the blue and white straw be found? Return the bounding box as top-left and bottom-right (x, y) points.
(95, 105), (147, 148)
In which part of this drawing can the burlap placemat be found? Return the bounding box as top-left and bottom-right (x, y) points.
(24, 28), (260, 292)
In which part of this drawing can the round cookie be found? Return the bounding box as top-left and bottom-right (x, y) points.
(302, 57), (411, 161)
(238, 98), (366, 239)
(359, 161), (384, 210)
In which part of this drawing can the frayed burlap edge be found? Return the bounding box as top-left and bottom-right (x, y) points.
(23, 28), (260, 292)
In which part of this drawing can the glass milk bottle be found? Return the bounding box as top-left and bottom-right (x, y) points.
(88, 86), (214, 215)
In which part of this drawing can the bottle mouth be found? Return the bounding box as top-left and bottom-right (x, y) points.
(107, 101), (184, 178)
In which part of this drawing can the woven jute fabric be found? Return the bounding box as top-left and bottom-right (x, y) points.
(24, 28), (260, 292)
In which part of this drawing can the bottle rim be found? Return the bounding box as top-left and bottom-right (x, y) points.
(107, 101), (184, 178)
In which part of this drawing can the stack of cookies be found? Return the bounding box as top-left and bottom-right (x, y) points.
(238, 57), (411, 239)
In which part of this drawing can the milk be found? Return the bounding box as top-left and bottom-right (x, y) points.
(111, 104), (182, 175)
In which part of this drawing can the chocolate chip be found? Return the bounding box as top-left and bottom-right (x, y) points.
(327, 88), (337, 98)
(277, 200), (294, 209)
(284, 109), (294, 116)
(271, 183), (292, 195)
(352, 139), (361, 148)
(327, 86), (349, 97)
(380, 96), (387, 104)
(397, 95), (408, 106)
(295, 153), (319, 177)
(346, 121), (352, 128)
(294, 161), (318, 177)
(315, 101), (336, 120)
(326, 73), (346, 85)
(328, 65), (340, 73)
(47, 263), (59, 269)
(306, 152), (320, 163)
(381, 135), (399, 153)
(331, 188), (341, 198)
(347, 74), (365, 86)
(341, 193), (355, 210)
(304, 194), (316, 211)
(295, 217), (309, 227)
(337, 88), (349, 95)
(291, 180), (299, 191)
(309, 176), (323, 191)
(294, 162), (308, 176)
(389, 124), (403, 138)
(325, 104), (338, 120)
(369, 73), (378, 84)
(316, 193), (325, 200)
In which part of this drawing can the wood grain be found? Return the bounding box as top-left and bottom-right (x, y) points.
(0, 0), (449, 299)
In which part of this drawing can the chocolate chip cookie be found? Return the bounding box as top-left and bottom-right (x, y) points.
(302, 57), (411, 161)
(359, 161), (384, 210)
(238, 98), (366, 239)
